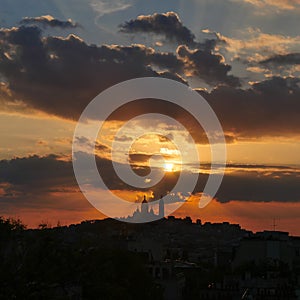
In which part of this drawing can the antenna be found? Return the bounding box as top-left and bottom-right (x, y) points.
(271, 218), (278, 231)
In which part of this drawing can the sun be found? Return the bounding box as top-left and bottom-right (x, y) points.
(164, 162), (174, 172)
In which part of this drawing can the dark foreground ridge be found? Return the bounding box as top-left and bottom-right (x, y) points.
(1, 216), (300, 299)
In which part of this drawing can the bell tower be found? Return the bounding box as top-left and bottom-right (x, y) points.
(141, 195), (149, 215)
(159, 195), (165, 219)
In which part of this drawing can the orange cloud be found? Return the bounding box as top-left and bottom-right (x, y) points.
(217, 28), (300, 61)
(243, 0), (300, 11)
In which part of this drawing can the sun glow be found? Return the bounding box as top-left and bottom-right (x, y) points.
(164, 162), (174, 172)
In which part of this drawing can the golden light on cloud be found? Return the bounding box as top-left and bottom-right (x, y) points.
(215, 28), (300, 62)
(242, 0), (300, 11)
(160, 147), (180, 156)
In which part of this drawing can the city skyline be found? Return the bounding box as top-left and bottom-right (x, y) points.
(0, 0), (299, 234)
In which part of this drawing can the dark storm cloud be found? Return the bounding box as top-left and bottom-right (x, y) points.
(151, 168), (300, 203)
(129, 153), (154, 164)
(260, 53), (300, 65)
(0, 155), (92, 211)
(177, 45), (241, 87)
(0, 154), (136, 197)
(0, 155), (75, 192)
(119, 12), (225, 53)
(129, 153), (175, 165)
(95, 143), (110, 152)
(0, 18), (241, 125)
(251, 76), (300, 94)
(0, 25), (184, 120)
(74, 137), (110, 153)
(199, 76), (300, 138)
(222, 163), (295, 170)
(215, 170), (300, 203)
(20, 15), (79, 29)
(119, 12), (239, 87)
(0, 21), (299, 139)
(0, 155), (299, 205)
(119, 12), (196, 47)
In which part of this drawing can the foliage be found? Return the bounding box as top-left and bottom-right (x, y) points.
(0, 224), (163, 299)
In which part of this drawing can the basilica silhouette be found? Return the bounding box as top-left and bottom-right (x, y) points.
(120, 195), (165, 222)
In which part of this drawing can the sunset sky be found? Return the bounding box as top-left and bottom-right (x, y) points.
(0, 0), (299, 233)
